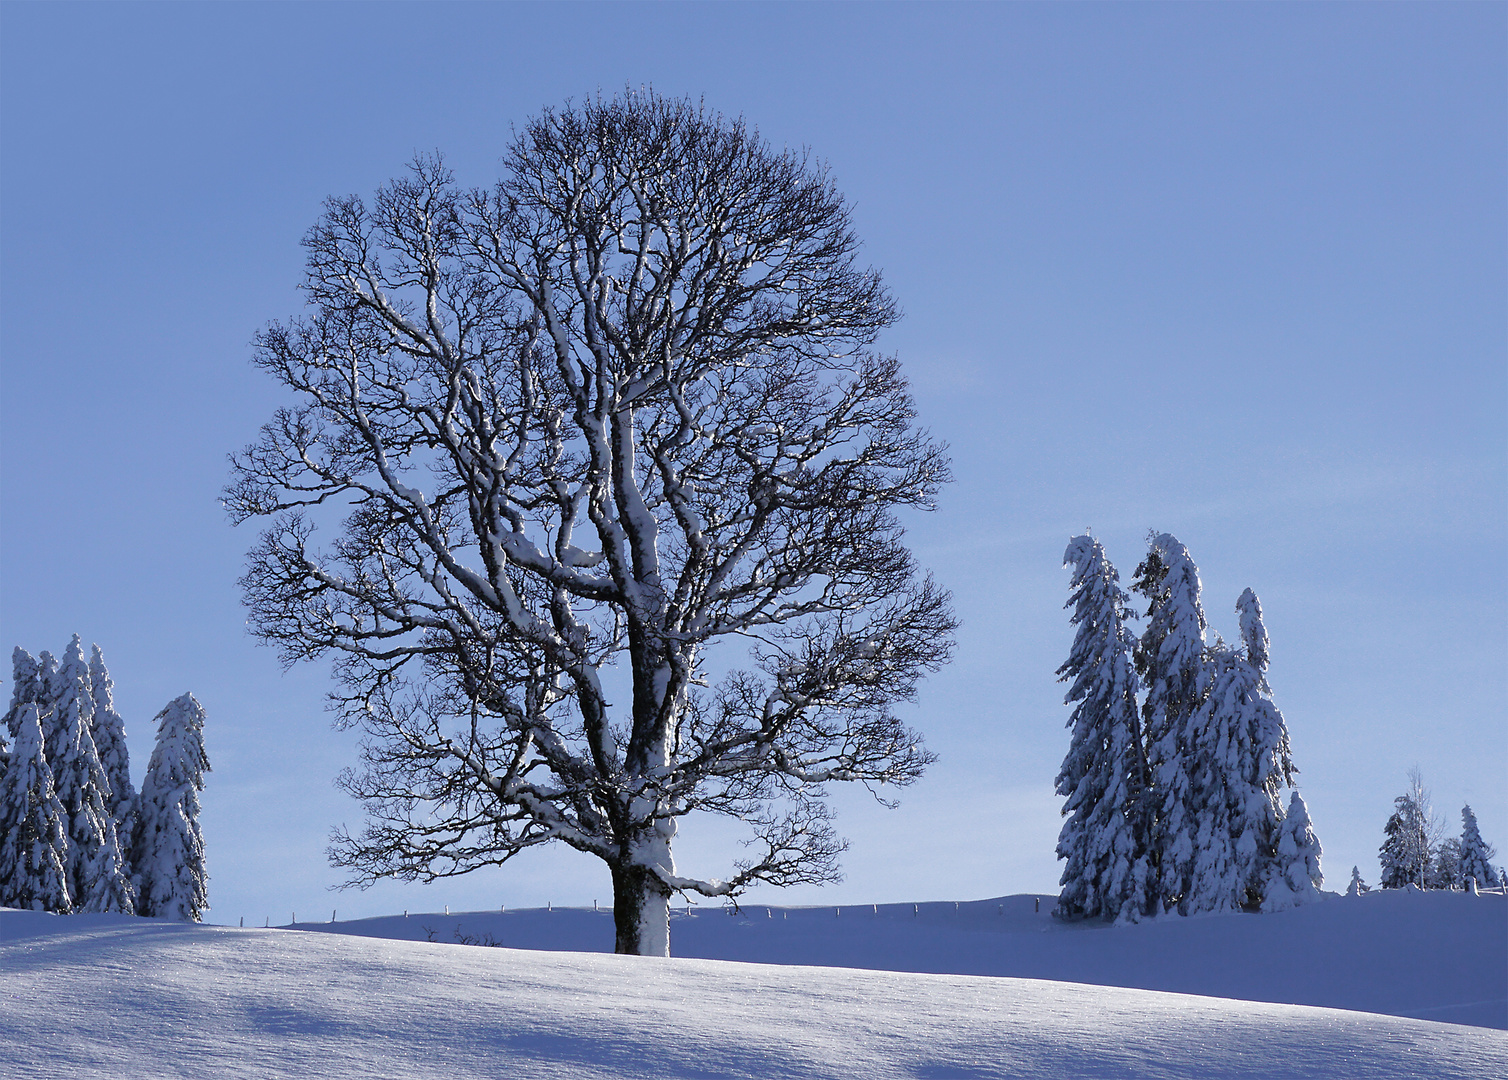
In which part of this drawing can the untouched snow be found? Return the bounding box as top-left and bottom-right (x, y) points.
(3, 908), (1505, 1080)
(293, 889), (1507, 1029)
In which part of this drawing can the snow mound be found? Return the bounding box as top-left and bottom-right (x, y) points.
(292, 889), (1508, 1029)
(2, 909), (1505, 1080)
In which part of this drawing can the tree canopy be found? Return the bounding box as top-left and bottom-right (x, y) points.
(227, 91), (955, 955)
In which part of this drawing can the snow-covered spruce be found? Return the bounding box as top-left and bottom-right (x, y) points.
(45, 636), (135, 913)
(1379, 802), (1424, 888)
(89, 644), (137, 844)
(1346, 865), (1369, 896)
(1263, 791), (1323, 910)
(1058, 537), (1323, 918)
(1379, 770), (1436, 890)
(1456, 805), (1500, 890)
(1054, 535), (1149, 923)
(4, 647), (43, 742)
(1132, 533), (1209, 915)
(134, 693), (210, 921)
(2, 647), (42, 772)
(36, 648), (60, 713)
(0, 703), (72, 912)
(1430, 837), (1464, 890)
(1180, 643), (1242, 915)
(1184, 589), (1299, 913)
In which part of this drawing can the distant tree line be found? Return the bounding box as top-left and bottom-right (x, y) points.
(1367, 767), (1501, 893)
(1053, 532), (1322, 923)
(0, 638), (209, 920)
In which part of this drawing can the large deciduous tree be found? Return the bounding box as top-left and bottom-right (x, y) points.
(226, 92), (955, 955)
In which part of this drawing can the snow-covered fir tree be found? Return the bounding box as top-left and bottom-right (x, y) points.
(1231, 590), (1300, 904)
(1184, 589), (1298, 913)
(45, 638), (99, 875)
(1346, 865), (1369, 896)
(45, 635), (134, 912)
(1133, 533), (1209, 915)
(78, 822), (136, 913)
(1428, 837), (1463, 890)
(1378, 769), (1438, 889)
(0, 703), (72, 912)
(1379, 797), (1429, 889)
(1263, 790), (1322, 910)
(1180, 642), (1242, 914)
(36, 648), (60, 715)
(2, 647), (44, 771)
(5, 647), (43, 741)
(1054, 535), (1149, 923)
(1456, 805), (1499, 889)
(1055, 535), (1323, 919)
(88, 644), (136, 842)
(134, 693), (210, 921)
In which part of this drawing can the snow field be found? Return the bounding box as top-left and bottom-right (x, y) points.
(295, 889), (1508, 1029)
(3, 909), (1505, 1080)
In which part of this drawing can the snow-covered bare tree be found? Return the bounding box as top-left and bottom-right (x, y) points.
(134, 694), (210, 921)
(0, 703), (73, 912)
(1053, 535), (1148, 923)
(1457, 805), (1499, 890)
(1132, 533), (1209, 914)
(225, 92), (954, 956)
(1262, 790), (1323, 910)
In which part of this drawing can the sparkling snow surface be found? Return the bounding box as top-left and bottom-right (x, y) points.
(5, 892), (1508, 1079)
(3, 909), (1505, 1080)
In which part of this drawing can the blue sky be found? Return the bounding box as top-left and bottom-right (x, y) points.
(2, 2), (1503, 925)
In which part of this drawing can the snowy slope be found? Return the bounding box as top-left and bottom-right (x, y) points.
(293, 890), (1508, 1029)
(2, 910), (1505, 1080)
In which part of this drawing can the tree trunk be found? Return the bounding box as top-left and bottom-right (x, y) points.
(611, 860), (672, 956)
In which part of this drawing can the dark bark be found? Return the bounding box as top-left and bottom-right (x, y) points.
(610, 859), (671, 956)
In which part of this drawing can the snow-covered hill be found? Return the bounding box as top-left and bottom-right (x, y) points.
(2, 906), (1505, 1080)
(294, 888), (1507, 1029)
